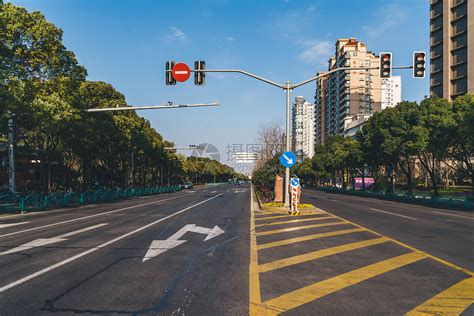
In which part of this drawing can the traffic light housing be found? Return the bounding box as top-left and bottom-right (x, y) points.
(379, 52), (392, 78)
(413, 51), (426, 78)
(194, 61), (205, 85)
(165, 61), (176, 85)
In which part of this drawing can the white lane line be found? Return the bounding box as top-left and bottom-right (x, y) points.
(0, 223), (107, 255)
(329, 199), (338, 202)
(432, 211), (474, 220)
(0, 194), (189, 239)
(210, 191), (217, 193)
(369, 208), (417, 220)
(0, 194), (222, 293)
(0, 222), (30, 229)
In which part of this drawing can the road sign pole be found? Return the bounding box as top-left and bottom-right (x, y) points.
(284, 82), (291, 207)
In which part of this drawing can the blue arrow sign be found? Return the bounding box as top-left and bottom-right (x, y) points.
(290, 177), (300, 187)
(280, 151), (297, 168)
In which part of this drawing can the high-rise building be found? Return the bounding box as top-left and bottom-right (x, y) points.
(292, 96), (315, 162)
(381, 76), (402, 109)
(430, 0), (473, 100)
(314, 73), (327, 145)
(314, 38), (387, 143)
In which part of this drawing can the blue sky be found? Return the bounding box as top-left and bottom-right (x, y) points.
(10, 0), (429, 173)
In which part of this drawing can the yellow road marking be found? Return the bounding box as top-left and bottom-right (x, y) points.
(259, 237), (389, 273)
(259, 252), (427, 315)
(255, 213), (322, 221)
(317, 209), (474, 277)
(255, 216), (334, 228)
(249, 186), (262, 315)
(406, 277), (474, 316)
(257, 228), (366, 250)
(256, 221), (346, 236)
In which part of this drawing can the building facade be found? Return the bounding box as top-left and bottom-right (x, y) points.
(430, 0), (473, 100)
(381, 76), (402, 110)
(291, 96), (315, 162)
(315, 38), (391, 143)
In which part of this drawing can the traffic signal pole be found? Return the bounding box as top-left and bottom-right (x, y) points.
(189, 66), (412, 206)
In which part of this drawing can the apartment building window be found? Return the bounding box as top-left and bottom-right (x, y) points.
(452, 32), (467, 50)
(431, 43), (443, 59)
(451, 63), (467, 79)
(451, 47), (467, 65)
(430, 28), (443, 46)
(451, 77), (467, 95)
(451, 17), (467, 36)
(430, 15), (443, 31)
(430, 1), (442, 18)
(451, 2), (467, 20)
(431, 84), (443, 97)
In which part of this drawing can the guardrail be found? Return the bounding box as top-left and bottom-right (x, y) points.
(0, 185), (182, 213)
(313, 187), (473, 211)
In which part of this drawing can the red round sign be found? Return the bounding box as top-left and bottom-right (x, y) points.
(171, 63), (191, 82)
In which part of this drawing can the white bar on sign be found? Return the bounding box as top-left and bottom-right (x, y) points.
(175, 71), (189, 74)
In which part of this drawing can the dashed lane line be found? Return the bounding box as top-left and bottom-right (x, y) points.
(432, 211), (474, 220)
(256, 228), (366, 251)
(255, 216), (334, 228)
(258, 237), (389, 273)
(258, 252), (427, 315)
(369, 208), (418, 221)
(0, 222), (30, 229)
(256, 221), (346, 236)
(406, 277), (474, 315)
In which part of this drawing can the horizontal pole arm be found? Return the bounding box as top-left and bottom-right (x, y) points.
(189, 69), (284, 89)
(85, 102), (219, 112)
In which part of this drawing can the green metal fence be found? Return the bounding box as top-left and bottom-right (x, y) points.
(0, 185), (182, 213)
(313, 187), (474, 211)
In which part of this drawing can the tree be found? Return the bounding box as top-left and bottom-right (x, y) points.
(255, 121), (284, 169)
(416, 97), (454, 195)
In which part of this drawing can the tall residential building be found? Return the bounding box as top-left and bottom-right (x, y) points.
(314, 73), (327, 145)
(314, 38), (385, 143)
(381, 76), (402, 109)
(430, 0), (473, 100)
(292, 96), (315, 162)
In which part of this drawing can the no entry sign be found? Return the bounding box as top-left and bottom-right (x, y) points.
(172, 63), (191, 82)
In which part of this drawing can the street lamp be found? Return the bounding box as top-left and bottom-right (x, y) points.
(85, 102), (219, 112)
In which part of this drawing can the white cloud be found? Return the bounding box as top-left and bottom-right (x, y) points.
(224, 36), (235, 42)
(298, 40), (332, 65)
(306, 3), (317, 13)
(362, 4), (407, 39)
(169, 26), (186, 40)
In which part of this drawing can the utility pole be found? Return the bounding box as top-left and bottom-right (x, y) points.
(7, 112), (15, 194)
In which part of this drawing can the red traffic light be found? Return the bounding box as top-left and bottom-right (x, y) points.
(416, 53), (425, 61)
(382, 54), (391, 62)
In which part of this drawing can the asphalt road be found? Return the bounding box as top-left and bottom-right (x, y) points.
(1, 184), (473, 315)
(0, 184), (250, 315)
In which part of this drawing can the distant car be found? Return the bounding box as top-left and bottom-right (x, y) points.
(183, 182), (193, 189)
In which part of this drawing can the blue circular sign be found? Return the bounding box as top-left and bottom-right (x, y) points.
(280, 151), (297, 168)
(291, 177), (300, 187)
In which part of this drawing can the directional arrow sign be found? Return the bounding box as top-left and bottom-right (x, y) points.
(0, 223), (107, 256)
(143, 224), (224, 262)
(280, 151), (297, 168)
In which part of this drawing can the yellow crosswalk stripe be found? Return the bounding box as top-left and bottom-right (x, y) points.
(255, 216), (334, 228)
(259, 237), (389, 273)
(255, 213), (324, 221)
(256, 221), (346, 236)
(405, 277), (474, 316)
(259, 252), (427, 315)
(257, 228), (366, 250)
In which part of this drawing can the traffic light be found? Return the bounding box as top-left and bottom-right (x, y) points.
(379, 52), (392, 78)
(413, 51), (426, 78)
(165, 61), (176, 85)
(194, 61), (205, 85)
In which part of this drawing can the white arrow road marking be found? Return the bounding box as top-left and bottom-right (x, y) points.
(0, 194), (221, 293)
(0, 223), (107, 256)
(0, 222), (29, 229)
(283, 154), (293, 164)
(174, 70), (189, 74)
(142, 224), (225, 262)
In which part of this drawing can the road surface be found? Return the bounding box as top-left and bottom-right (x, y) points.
(1, 184), (473, 315)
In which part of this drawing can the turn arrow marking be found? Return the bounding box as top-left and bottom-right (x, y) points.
(0, 223), (107, 256)
(143, 224), (225, 262)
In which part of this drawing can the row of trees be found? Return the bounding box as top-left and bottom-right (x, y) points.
(0, 3), (243, 191)
(253, 95), (473, 197)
